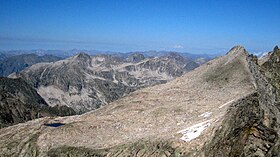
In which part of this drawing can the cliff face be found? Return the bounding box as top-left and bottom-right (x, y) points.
(204, 47), (280, 156)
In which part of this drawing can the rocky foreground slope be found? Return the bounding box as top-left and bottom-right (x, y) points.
(10, 52), (198, 113)
(0, 77), (76, 128)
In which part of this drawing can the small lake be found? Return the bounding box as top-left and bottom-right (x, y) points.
(44, 123), (65, 127)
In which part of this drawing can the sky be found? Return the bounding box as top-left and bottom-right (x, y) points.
(0, 0), (279, 54)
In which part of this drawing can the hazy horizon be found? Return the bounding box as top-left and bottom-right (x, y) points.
(0, 0), (279, 54)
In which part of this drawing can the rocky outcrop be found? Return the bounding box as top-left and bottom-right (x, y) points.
(0, 77), (75, 128)
(10, 52), (198, 113)
(0, 54), (61, 76)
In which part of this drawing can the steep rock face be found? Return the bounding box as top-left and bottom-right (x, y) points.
(11, 52), (198, 113)
(0, 54), (61, 76)
(204, 47), (280, 156)
(0, 77), (76, 128)
(0, 46), (257, 156)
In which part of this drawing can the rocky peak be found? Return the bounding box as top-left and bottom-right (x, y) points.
(226, 45), (247, 56)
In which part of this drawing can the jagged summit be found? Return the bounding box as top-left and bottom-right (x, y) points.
(274, 45), (279, 51)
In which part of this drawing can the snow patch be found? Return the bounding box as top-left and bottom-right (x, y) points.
(219, 100), (234, 109)
(177, 120), (212, 142)
(199, 112), (212, 118)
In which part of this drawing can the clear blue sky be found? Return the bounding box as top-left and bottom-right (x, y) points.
(0, 0), (279, 54)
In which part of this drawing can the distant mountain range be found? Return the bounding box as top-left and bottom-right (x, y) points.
(0, 49), (217, 61)
(10, 52), (199, 113)
(0, 49), (216, 77)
